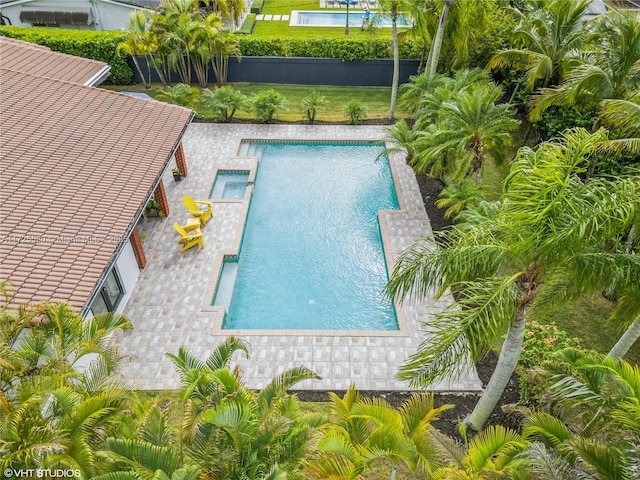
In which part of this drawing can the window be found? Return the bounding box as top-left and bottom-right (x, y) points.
(90, 269), (124, 314)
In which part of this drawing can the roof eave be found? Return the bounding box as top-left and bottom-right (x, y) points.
(80, 109), (196, 318)
(83, 65), (111, 87)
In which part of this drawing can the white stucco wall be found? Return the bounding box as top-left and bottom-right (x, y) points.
(0, 0), (140, 30)
(113, 237), (140, 313)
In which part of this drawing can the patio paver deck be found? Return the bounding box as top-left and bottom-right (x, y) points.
(117, 123), (481, 393)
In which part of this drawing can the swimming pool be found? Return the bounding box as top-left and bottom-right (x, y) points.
(216, 141), (400, 330)
(290, 10), (412, 28)
(209, 170), (249, 200)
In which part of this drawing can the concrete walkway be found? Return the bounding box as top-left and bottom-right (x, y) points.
(117, 123), (481, 393)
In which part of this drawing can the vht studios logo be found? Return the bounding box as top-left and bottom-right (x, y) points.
(3, 469), (81, 478)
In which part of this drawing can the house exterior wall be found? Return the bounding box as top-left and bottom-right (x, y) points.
(87, 238), (140, 318)
(114, 238), (141, 312)
(0, 0), (140, 30)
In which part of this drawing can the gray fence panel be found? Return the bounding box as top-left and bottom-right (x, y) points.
(130, 56), (420, 87)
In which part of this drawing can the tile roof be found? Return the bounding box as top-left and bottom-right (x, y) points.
(0, 67), (193, 312)
(0, 36), (110, 85)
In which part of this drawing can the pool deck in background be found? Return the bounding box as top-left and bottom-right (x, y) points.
(118, 123), (481, 392)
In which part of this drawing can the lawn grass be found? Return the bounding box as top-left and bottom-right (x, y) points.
(104, 83), (407, 122)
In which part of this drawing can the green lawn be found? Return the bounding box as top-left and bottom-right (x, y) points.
(104, 83), (407, 122)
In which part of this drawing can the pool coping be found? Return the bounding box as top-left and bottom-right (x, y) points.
(202, 138), (410, 337)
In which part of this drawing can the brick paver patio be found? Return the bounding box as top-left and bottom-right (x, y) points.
(117, 123), (481, 393)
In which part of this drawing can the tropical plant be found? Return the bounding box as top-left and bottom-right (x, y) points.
(386, 128), (640, 431)
(530, 10), (640, 122)
(383, 119), (419, 163)
(435, 179), (489, 219)
(156, 83), (200, 108)
(411, 82), (519, 184)
(426, 0), (498, 78)
(301, 90), (327, 123)
(210, 30), (241, 86)
(430, 425), (529, 478)
(249, 89), (286, 123)
(168, 337), (322, 479)
(345, 100), (367, 125)
(600, 94), (640, 156)
(0, 295), (134, 473)
(378, 0), (411, 121)
(307, 384), (450, 479)
(200, 86), (246, 121)
(117, 11), (155, 88)
(518, 350), (640, 479)
(488, 0), (593, 92)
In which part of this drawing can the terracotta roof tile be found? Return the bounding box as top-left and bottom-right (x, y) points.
(0, 60), (193, 313)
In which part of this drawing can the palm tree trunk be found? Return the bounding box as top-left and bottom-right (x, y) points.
(464, 309), (526, 432)
(609, 315), (640, 359)
(389, 14), (399, 122)
(345, 1), (350, 35)
(626, 224), (636, 253)
(390, 465), (397, 480)
(428, 0), (453, 79)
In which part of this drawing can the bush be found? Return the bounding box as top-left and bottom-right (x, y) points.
(235, 37), (391, 61)
(0, 26), (133, 84)
(249, 89), (286, 123)
(344, 100), (367, 125)
(250, 0), (264, 14)
(237, 14), (257, 35)
(156, 83), (200, 108)
(535, 106), (598, 141)
(200, 86), (247, 121)
(518, 321), (582, 402)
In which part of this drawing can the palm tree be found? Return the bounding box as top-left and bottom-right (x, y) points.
(168, 337), (321, 479)
(200, 86), (246, 121)
(488, 0), (593, 92)
(426, 0), (496, 78)
(530, 11), (640, 122)
(411, 82), (519, 184)
(192, 13), (221, 87)
(0, 297), (134, 473)
(600, 94), (640, 155)
(156, 83), (200, 108)
(387, 128), (640, 431)
(301, 90), (327, 123)
(307, 385), (450, 479)
(435, 179), (489, 219)
(210, 30), (241, 86)
(118, 11), (155, 88)
(378, 0), (410, 121)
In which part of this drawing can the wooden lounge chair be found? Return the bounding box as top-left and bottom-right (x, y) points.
(182, 195), (213, 226)
(173, 222), (204, 252)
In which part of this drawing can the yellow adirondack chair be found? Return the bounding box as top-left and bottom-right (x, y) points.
(182, 195), (213, 226)
(173, 222), (204, 252)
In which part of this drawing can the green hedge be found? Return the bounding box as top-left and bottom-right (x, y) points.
(237, 14), (257, 35)
(0, 26), (133, 84)
(235, 36), (417, 61)
(250, 0), (264, 14)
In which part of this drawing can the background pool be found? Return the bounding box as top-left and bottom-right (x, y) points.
(220, 142), (399, 330)
(290, 10), (412, 28)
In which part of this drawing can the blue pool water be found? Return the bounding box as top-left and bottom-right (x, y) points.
(292, 10), (412, 28)
(219, 142), (399, 330)
(210, 171), (249, 199)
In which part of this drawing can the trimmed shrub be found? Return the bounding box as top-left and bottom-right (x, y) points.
(250, 0), (264, 14)
(237, 14), (257, 35)
(235, 36), (392, 61)
(0, 26), (133, 84)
